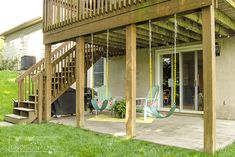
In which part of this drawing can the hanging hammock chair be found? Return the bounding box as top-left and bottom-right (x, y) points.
(145, 15), (178, 119)
(91, 30), (115, 113)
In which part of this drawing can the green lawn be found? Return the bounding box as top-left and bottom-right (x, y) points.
(0, 70), (19, 121)
(0, 123), (234, 157)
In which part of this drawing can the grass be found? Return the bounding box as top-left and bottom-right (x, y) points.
(0, 123), (234, 157)
(0, 70), (19, 121)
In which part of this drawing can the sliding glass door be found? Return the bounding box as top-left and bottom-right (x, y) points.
(159, 51), (203, 112)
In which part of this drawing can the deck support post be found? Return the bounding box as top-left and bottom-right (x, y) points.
(44, 44), (52, 121)
(76, 36), (85, 128)
(202, 3), (216, 153)
(126, 24), (136, 137)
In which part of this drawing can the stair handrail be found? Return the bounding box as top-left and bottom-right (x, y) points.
(16, 41), (75, 101)
(16, 41), (73, 83)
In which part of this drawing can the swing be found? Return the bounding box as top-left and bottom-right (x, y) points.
(146, 15), (177, 119)
(91, 30), (115, 112)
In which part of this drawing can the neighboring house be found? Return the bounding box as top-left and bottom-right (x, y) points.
(0, 17), (43, 70)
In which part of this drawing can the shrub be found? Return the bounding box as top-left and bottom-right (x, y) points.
(0, 58), (18, 71)
(113, 99), (126, 118)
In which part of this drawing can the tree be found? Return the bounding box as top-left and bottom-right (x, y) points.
(0, 39), (3, 65)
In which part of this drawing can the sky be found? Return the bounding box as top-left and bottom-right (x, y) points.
(0, 0), (43, 34)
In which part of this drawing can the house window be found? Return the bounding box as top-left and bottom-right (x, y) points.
(94, 58), (104, 87)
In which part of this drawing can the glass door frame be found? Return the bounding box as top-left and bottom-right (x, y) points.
(155, 44), (203, 113)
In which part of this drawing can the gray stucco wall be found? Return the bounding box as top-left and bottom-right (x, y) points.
(108, 37), (235, 120)
(109, 49), (151, 98)
(216, 37), (235, 120)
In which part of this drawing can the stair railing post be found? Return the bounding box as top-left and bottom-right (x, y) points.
(18, 79), (25, 106)
(44, 44), (52, 122)
(37, 72), (43, 123)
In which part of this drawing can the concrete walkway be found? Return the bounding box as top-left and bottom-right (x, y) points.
(50, 113), (235, 151)
(0, 122), (13, 127)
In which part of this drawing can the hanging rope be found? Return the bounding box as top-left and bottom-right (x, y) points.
(106, 29), (109, 98)
(91, 33), (94, 98)
(173, 14), (177, 106)
(149, 20), (153, 102)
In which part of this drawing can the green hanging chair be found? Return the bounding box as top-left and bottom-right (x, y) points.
(144, 85), (176, 119)
(91, 85), (115, 113)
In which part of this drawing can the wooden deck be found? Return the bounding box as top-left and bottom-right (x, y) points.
(43, 0), (235, 46)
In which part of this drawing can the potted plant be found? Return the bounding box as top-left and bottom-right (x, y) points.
(113, 99), (126, 118)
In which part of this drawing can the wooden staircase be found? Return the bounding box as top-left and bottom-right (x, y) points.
(4, 41), (106, 124)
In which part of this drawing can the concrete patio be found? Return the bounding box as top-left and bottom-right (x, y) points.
(50, 113), (235, 151)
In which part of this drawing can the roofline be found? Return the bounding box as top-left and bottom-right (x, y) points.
(0, 17), (42, 37)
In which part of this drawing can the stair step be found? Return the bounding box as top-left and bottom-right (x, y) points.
(16, 100), (36, 104)
(4, 114), (28, 124)
(14, 107), (35, 112)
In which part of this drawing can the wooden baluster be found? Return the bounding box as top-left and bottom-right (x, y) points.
(128, 0), (131, 6)
(123, 0), (127, 8)
(37, 73), (43, 123)
(79, 0), (82, 20)
(48, 0), (51, 29)
(53, 0), (55, 27)
(64, 57), (66, 87)
(118, 0), (121, 8)
(70, 52), (73, 83)
(101, 0), (104, 14)
(82, 0), (84, 19)
(43, 0), (46, 31)
(57, 0), (61, 27)
(114, 0), (117, 10)
(52, 65), (55, 97)
(97, 0), (100, 15)
(57, 63), (60, 93)
(61, 0), (64, 24)
(64, 0), (67, 23)
(93, 0), (96, 16)
(24, 77), (27, 100)
(62, 58), (64, 89)
(86, 0), (88, 18)
(54, 0), (56, 26)
(90, 0), (93, 17)
(105, 0), (108, 12)
(66, 55), (69, 85)
(31, 74), (33, 96)
(18, 79), (25, 106)
(69, 0), (72, 22)
(70, 0), (72, 21)
(110, 0), (112, 11)
(64, 0), (66, 23)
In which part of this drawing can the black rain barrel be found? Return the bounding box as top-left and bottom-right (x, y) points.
(21, 55), (36, 70)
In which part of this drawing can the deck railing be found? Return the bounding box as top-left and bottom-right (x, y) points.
(43, 0), (145, 32)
